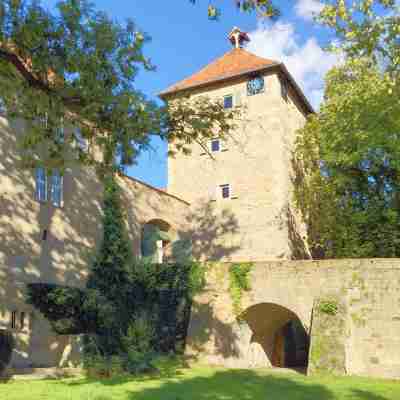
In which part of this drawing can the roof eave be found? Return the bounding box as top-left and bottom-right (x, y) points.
(158, 63), (279, 99)
(159, 62), (315, 115)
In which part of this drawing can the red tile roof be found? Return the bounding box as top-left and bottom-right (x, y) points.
(160, 48), (278, 97)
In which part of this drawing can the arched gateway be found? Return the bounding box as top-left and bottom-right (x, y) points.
(241, 303), (309, 369)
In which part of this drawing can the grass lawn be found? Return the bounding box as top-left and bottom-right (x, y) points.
(1, 366), (400, 400)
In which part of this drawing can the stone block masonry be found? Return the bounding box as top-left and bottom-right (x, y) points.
(185, 259), (400, 379)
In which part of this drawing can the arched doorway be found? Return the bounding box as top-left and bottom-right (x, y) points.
(141, 219), (172, 263)
(241, 303), (309, 370)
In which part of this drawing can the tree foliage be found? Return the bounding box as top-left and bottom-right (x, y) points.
(295, 58), (400, 258)
(0, 0), (239, 176)
(189, 0), (279, 19)
(319, 0), (399, 75)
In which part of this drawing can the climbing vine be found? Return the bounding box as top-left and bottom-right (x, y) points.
(229, 263), (253, 317)
(319, 300), (339, 316)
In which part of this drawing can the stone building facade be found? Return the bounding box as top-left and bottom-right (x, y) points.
(0, 115), (190, 368)
(162, 32), (312, 262)
(1, 28), (398, 379)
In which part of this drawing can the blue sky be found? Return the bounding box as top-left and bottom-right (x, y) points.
(43, 0), (337, 188)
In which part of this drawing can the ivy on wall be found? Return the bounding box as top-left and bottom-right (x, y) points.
(228, 263), (253, 317)
(319, 300), (339, 316)
(26, 176), (205, 375)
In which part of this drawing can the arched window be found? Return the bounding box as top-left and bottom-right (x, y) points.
(141, 219), (172, 263)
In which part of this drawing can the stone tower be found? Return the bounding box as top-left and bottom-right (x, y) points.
(160, 28), (313, 262)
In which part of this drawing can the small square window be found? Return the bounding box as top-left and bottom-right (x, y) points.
(211, 139), (220, 152)
(224, 95), (233, 109)
(221, 184), (230, 199)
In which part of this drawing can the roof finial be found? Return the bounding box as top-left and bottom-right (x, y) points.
(228, 27), (250, 49)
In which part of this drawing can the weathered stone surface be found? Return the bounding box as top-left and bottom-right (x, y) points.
(186, 260), (400, 379)
(308, 296), (347, 376)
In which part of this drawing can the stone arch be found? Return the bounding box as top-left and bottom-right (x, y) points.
(141, 219), (174, 263)
(240, 302), (309, 369)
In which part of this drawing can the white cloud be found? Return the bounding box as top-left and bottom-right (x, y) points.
(247, 22), (340, 108)
(295, 0), (324, 21)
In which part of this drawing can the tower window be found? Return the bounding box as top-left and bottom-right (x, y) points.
(220, 184), (231, 199)
(35, 167), (47, 202)
(224, 95), (233, 109)
(211, 139), (220, 152)
(50, 169), (63, 208)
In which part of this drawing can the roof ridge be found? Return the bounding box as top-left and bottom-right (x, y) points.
(160, 47), (278, 97)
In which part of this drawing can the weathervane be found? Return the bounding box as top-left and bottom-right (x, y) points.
(228, 27), (250, 49)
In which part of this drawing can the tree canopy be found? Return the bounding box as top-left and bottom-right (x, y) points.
(319, 0), (399, 75)
(190, 0), (279, 19)
(295, 58), (400, 258)
(0, 0), (238, 176)
(294, 0), (400, 258)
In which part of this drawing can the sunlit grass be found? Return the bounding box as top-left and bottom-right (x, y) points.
(1, 365), (400, 400)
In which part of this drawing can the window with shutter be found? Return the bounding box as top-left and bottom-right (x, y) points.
(234, 90), (242, 107)
(50, 170), (63, 207)
(74, 128), (88, 152)
(35, 167), (47, 202)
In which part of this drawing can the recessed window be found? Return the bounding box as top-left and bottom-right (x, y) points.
(74, 128), (88, 152)
(0, 98), (6, 114)
(20, 312), (26, 330)
(224, 95), (233, 109)
(220, 184), (231, 199)
(247, 75), (265, 96)
(42, 229), (48, 241)
(211, 139), (220, 152)
(50, 170), (63, 207)
(11, 311), (17, 329)
(35, 167), (47, 202)
(55, 121), (65, 144)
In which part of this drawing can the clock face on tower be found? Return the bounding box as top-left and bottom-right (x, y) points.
(247, 76), (265, 96)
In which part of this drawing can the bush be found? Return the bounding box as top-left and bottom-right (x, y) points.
(123, 317), (156, 374)
(0, 330), (14, 376)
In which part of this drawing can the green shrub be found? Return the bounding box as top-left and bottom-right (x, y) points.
(229, 263), (253, 316)
(319, 300), (339, 316)
(123, 317), (156, 374)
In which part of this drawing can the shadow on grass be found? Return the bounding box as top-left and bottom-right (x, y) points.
(350, 389), (392, 400)
(65, 369), (337, 400)
(19, 368), (399, 400)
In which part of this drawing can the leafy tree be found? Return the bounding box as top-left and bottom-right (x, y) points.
(189, 0), (279, 19)
(0, 0), (238, 176)
(82, 175), (134, 357)
(319, 0), (399, 75)
(295, 58), (400, 258)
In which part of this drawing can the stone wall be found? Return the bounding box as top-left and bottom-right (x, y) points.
(0, 116), (190, 368)
(186, 259), (400, 379)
